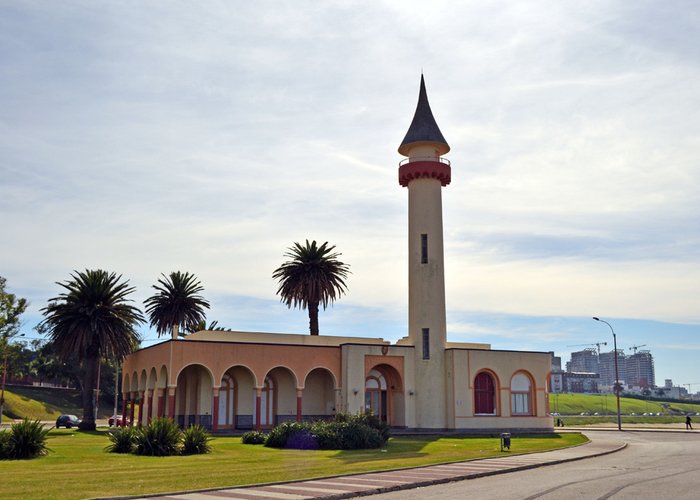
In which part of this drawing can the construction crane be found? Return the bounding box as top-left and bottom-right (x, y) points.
(683, 383), (700, 394)
(629, 344), (647, 353)
(567, 342), (608, 355)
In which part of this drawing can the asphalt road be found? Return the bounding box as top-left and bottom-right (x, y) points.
(364, 430), (700, 500)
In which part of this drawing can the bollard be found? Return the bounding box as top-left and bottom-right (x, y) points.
(500, 432), (511, 452)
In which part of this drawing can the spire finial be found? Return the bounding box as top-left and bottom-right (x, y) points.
(398, 75), (450, 156)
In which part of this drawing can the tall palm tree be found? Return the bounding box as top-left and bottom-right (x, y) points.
(144, 271), (210, 339)
(40, 270), (144, 431)
(272, 240), (350, 336)
(186, 319), (228, 335)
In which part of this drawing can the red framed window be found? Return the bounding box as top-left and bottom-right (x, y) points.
(474, 372), (496, 415)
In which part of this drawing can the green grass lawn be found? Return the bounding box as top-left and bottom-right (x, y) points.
(2, 430), (587, 500)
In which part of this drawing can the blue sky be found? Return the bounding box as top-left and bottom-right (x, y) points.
(1, 1), (699, 389)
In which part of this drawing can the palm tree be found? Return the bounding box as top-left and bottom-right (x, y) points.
(40, 270), (144, 431)
(144, 271), (210, 339)
(272, 240), (350, 336)
(185, 319), (228, 335)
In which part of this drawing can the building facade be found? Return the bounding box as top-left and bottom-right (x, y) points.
(121, 76), (554, 432)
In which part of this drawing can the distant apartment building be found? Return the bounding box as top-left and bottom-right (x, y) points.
(598, 349), (627, 388)
(550, 352), (564, 393)
(626, 350), (655, 388)
(561, 372), (599, 393)
(569, 348), (599, 374)
(560, 346), (655, 393)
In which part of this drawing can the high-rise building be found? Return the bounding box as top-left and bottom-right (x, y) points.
(598, 349), (626, 387)
(626, 350), (655, 388)
(569, 348), (599, 374)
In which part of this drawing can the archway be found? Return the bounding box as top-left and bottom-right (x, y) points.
(256, 366), (296, 428)
(217, 365), (256, 430)
(174, 364), (214, 429)
(302, 368), (336, 420)
(365, 364), (404, 426)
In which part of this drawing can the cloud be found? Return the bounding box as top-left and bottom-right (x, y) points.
(1, 0), (699, 384)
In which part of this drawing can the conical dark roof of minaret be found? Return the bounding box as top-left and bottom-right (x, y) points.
(398, 74), (450, 156)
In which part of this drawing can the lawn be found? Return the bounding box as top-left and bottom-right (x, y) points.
(2, 429), (587, 499)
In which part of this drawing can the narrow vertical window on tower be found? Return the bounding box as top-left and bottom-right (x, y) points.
(420, 234), (428, 264)
(422, 328), (430, 359)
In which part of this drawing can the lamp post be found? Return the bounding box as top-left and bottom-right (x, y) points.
(593, 317), (622, 431)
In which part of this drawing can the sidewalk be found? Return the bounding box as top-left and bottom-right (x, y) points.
(124, 433), (625, 500)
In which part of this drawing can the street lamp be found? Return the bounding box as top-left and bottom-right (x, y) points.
(593, 317), (622, 431)
(1, 332), (25, 425)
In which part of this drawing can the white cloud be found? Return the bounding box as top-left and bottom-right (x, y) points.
(1, 0), (699, 382)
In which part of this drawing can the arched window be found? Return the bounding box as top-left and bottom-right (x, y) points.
(511, 373), (532, 415)
(474, 372), (496, 415)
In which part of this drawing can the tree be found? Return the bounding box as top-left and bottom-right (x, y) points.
(1, 276), (28, 339)
(186, 319), (228, 335)
(272, 240), (350, 336)
(40, 270), (144, 431)
(144, 271), (210, 339)
(0, 276), (28, 424)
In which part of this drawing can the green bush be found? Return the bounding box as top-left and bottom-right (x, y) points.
(265, 420), (307, 449)
(181, 425), (212, 455)
(336, 420), (383, 449)
(133, 417), (182, 456)
(105, 426), (136, 454)
(349, 411), (390, 444)
(263, 412), (390, 450)
(1, 418), (50, 459)
(0, 430), (12, 459)
(241, 430), (266, 445)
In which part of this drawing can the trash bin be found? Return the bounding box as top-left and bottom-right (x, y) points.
(500, 432), (511, 451)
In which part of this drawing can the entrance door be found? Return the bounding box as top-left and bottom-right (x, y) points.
(365, 370), (388, 422)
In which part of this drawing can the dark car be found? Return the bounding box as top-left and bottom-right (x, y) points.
(108, 414), (126, 427)
(56, 414), (80, 428)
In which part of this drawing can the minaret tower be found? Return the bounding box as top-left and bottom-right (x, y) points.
(398, 75), (450, 429)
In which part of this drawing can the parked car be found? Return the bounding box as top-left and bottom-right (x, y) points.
(108, 414), (126, 427)
(56, 414), (80, 428)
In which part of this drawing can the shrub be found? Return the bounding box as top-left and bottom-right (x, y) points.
(348, 411), (390, 444)
(241, 430), (266, 445)
(265, 420), (308, 449)
(105, 426), (135, 454)
(133, 417), (182, 456)
(263, 412), (391, 450)
(181, 425), (212, 455)
(336, 420), (383, 449)
(309, 419), (340, 449)
(0, 430), (11, 459)
(2, 419), (50, 459)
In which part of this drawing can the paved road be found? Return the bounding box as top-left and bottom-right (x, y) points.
(367, 430), (700, 500)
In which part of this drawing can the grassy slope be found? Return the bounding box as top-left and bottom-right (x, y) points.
(2, 430), (587, 500)
(550, 393), (700, 416)
(2, 386), (117, 420)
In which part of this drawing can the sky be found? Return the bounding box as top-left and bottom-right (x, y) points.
(1, 1), (699, 390)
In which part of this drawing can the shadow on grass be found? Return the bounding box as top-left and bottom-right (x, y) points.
(330, 432), (571, 464)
